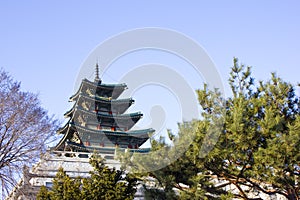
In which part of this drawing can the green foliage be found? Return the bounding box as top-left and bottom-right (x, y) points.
(37, 167), (81, 200)
(36, 154), (137, 200)
(81, 154), (137, 200)
(49, 167), (82, 200)
(36, 186), (50, 200)
(120, 58), (300, 199)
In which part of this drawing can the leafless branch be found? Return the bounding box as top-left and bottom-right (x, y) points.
(0, 69), (59, 198)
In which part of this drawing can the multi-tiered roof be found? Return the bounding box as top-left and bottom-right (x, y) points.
(54, 64), (154, 158)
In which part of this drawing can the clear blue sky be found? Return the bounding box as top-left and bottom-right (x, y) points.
(0, 1), (299, 135)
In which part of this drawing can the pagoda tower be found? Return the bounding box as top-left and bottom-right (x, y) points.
(6, 65), (154, 199)
(53, 64), (154, 159)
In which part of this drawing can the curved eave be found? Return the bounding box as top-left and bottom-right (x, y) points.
(84, 78), (127, 89)
(99, 111), (143, 119)
(63, 97), (136, 118)
(128, 148), (151, 153)
(74, 106), (143, 119)
(75, 124), (151, 138)
(54, 125), (76, 150)
(79, 93), (134, 104)
(69, 93), (80, 102)
(127, 128), (155, 135)
(57, 120), (72, 134)
(64, 108), (74, 118)
(69, 81), (85, 102)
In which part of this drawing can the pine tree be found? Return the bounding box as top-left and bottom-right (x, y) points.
(81, 154), (137, 200)
(36, 167), (82, 200)
(122, 58), (300, 200)
(202, 58), (300, 199)
(47, 167), (81, 200)
(36, 154), (137, 200)
(36, 186), (50, 200)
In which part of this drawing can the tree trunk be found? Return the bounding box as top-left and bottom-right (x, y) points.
(287, 188), (298, 200)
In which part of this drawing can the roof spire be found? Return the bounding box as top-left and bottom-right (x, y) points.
(94, 63), (101, 83)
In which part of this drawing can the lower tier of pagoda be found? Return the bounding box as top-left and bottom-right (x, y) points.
(54, 123), (154, 152)
(51, 144), (151, 161)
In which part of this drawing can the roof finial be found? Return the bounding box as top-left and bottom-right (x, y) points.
(95, 62), (100, 82)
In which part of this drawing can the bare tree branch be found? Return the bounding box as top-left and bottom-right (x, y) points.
(0, 68), (59, 198)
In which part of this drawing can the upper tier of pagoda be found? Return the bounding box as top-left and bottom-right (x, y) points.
(67, 92), (134, 114)
(53, 65), (154, 155)
(70, 78), (127, 101)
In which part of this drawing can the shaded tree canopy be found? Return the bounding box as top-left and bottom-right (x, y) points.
(121, 58), (300, 200)
(0, 69), (58, 197)
(37, 168), (82, 200)
(37, 154), (138, 200)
